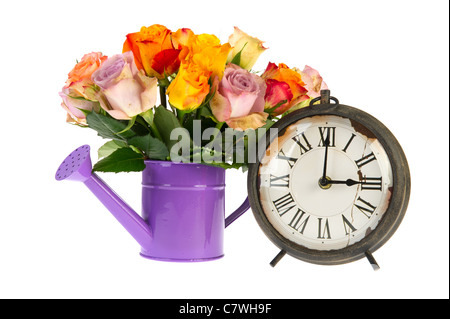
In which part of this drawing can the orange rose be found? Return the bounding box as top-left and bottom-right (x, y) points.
(262, 62), (308, 115)
(166, 62), (211, 111)
(123, 24), (180, 78)
(64, 52), (107, 99)
(172, 28), (195, 50)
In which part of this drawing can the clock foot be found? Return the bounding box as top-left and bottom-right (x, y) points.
(365, 251), (380, 271)
(270, 250), (286, 267)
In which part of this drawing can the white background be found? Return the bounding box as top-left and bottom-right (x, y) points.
(0, 0), (448, 299)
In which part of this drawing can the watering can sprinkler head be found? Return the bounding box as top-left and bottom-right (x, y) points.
(55, 145), (93, 183)
(55, 145), (153, 251)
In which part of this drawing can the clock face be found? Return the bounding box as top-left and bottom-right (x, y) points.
(258, 115), (394, 251)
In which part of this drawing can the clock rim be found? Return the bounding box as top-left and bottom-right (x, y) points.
(247, 103), (411, 265)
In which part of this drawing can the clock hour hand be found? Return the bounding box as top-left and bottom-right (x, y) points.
(325, 178), (363, 186)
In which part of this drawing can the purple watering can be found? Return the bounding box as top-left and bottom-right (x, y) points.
(55, 145), (250, 262)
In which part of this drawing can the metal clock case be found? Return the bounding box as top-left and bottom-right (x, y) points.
(247, 91), (411, 268)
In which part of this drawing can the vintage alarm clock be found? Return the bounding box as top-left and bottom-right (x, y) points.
(247, 90), (411, 269)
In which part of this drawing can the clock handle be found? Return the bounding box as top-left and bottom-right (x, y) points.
(310, 89), (340, 106)
(225, 197), (250, 228)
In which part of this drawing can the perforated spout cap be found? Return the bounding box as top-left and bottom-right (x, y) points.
(55, 145), (93, 182)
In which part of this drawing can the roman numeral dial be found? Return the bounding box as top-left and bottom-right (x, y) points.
(355, 152), (377, 168)
(292, 133), (313, 155)
(258, 114), (393, 252)
(288, 209), (310, 234)
(277, 149), (298, 169)
(272, 193), (296, 216)
(318, 127), (336, 147)
(270, 174), (290, 188)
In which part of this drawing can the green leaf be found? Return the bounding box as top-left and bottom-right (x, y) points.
(284, 98), (313, 115)
(153, 105), (185, 150)
(259, 118), (276, 130)
(86, 112), (137, 142)
(230, 42), (248, 66)
(128, 135), (169, 160)
(139, 109), (164, 141)
(76, 107), (92, 117)
(158, 78), (170, 88)
(93, 147), (146, 173)
(140, 109), (154, 126)
(198, 104), (219, 123)
(117, 116), (137, 134)
(265, 100), (288, 115)
(205, 161), (247, 171)
(98, 140), (127, 159)
(68, 95), (90, 101)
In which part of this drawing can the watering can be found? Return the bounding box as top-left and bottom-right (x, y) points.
(55, 145), (250, 262)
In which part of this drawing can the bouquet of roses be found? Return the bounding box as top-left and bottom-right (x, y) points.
(59, 24), (327, 173)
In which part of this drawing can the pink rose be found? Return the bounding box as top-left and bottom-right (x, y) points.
(92, 51), (158, 120)
(210, 64), (268, 130)
(300, 65), (328, 98)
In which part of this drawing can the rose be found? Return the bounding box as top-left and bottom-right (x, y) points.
(166, 62), (211, 111)
(185, 33), (231, 80)
(262, 62), (308, 115)
(264, 79), (293, 112)
(227, 27), (267, 70)
(167, 33), (231, 111)
(59, 52), (106, 124)
(172, 28), (195, 49)
(299, 65), (328, 98)
(91, 51), (158, 120)
(178, 33), (231, 80)
(64, 52), (107, 100)
(59, 88), (99, 125)
(210, 64), (268, 130)
(123, 24), (180, 79)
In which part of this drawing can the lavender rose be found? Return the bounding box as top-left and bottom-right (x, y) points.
(92, 51), (158, 120)
(210, 64), (268, 130)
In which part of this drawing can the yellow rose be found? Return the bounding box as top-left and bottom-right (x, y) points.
(167, 62), (211, 111)
(180, 33), (231, 80)
(192, 42), (231, 80)
(167, 32), (232, 111)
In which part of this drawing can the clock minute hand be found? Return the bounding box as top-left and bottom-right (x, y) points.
(326, 179), (363, 186)
(320, 135), (330, 186)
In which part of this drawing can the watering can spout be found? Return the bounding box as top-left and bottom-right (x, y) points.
(55, 145), (153, 251)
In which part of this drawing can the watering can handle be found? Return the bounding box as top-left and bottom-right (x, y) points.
(225, 197), (250, 228)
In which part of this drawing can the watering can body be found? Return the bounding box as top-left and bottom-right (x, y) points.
(56, 145), (249, 262)
(141, 160), (227, 261)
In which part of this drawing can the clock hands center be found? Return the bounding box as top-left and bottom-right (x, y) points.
(316, 132), (363, 189)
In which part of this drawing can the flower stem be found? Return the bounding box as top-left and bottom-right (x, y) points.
(159, 86), (167, 109)
(211, 122), (224, 142)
